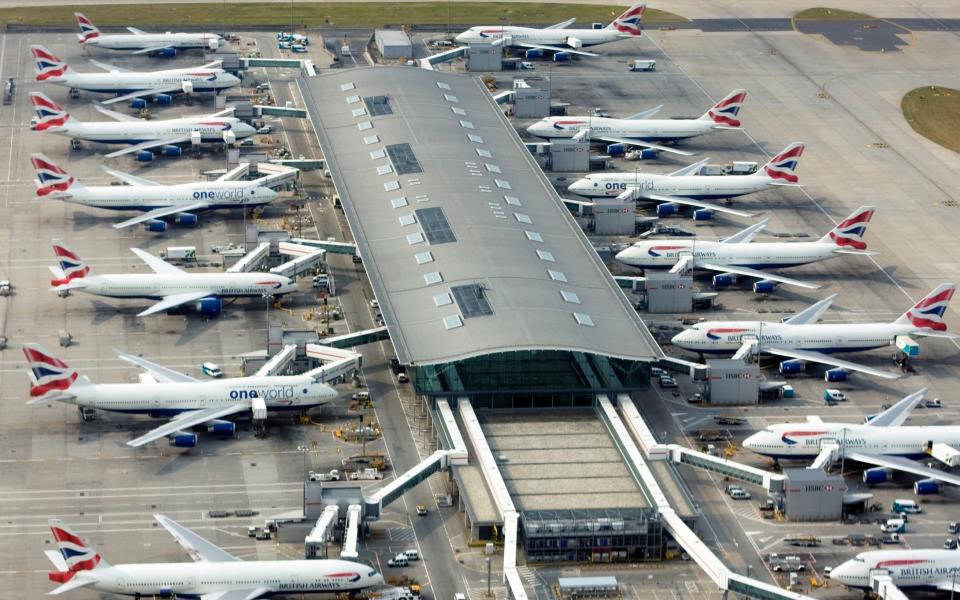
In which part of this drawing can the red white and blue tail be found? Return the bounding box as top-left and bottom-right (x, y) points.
(49, 239), (91, 288)
(23, 343), (80, 398)
(31, 45), (70, 81)
(31, 154), (77, 197)
(760, 142), (804, 184)
(701, 89), (747, 128)
(46, 519), (108, 584)
(75, 13), (101, 44)
(895, 284), (955, 332)
(29, 92), (74, 131)
(819, 206), (874, 250)
(607, 3), (645, 36)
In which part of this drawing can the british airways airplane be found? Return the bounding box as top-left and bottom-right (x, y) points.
(31, 45), (239, 105)
(75, 13), (225, 56)
(24, 343), (337, 448)
(671, 284), (957, 380)
(830, 549), (960, 592)
(526, 90), (746, 156)
(455, 3), (646, 57)
(44, 515), (381, 596)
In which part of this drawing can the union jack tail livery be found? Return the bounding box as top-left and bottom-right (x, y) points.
(701, 89), (747, 128)
(23, 343), (81, 398)
(46, 519), (108, 583)
(895, 284), (955, 332)
(760, 142), (804, 183)
(74, 13), (101, 44)
(49, 239), (91, 288)
(31, 153), (77, 196)
(29, 92), (74, 131)
(819, 206), (874, 250)
(31, 45), (71, 81)
(607, 3), (646, 36)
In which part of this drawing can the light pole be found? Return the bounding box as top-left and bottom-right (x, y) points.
(485, 542), (494, 597)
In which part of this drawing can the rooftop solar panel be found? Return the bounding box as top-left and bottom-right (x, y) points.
(386, 143), (423, 175)
(451, 284), (493, 318)
(416, 207), (456, 244)
(363, 95), (393, 116)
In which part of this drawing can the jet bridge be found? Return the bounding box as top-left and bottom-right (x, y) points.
(304, 344), (362, 384)
(341, 504), (362, 559)
(418, 46), (468, 70)
(225, 242), (270, 273)
(305, 504), (339, 559)
(257, 343), (297, 376)
(871, 571), (910, 600)
(321, 326), (390, 349)
(270, 242), (325, 278)
(289, 237), (359, 256)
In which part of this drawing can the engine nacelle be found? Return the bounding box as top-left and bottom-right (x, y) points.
(552, 52), (572, 62)
(196, 297), (222, 317)
(778, 359), (804, 375)
(159, 47), (177, 58)
(825, 368), (849, 382)
(162, 145), (183, 157)
(863, 467), (891, 484)
(712, 273), (735, 287)
(208, 38), (220, 50)
(145, 219), (167, 233)
(636, 148), (658, 160)
(753, 280), (776, 294)
(128, 98), (147, 110)
(154, 94), (173, 105)
(177, 213), (198, 227)
(693, 209), (713, 221)
(136, 150), (155, 162)
(169, 432), (197, 448)
(656, 203), (678, 217)
(914, 478), (941, 495)
(207, 420), (236, 436)
(524, 49), (545, 59)
(606, 143), (626, 156)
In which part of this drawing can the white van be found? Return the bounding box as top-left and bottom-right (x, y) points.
(403, 549), (420, 561)
(892, 499), (922, 514)
(730, 489), (751, 500)
(881, 518), (906, 533)
(387, 554), (408, 568)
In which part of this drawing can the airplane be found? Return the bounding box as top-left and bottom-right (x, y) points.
(526, 89), (747, 156)
(47, 240), (299, 317)
(44, 515), (382, 596)
(24, 342), (337, 448)
(744, 388), (960, 489)
(671, 283), (957, 380)
(614, 206), (876, 292)
(31, 153), (283, 231)
(75, 12), (225, 56)
(31, 45), (240, 106)
(29, 92), (255, 159)
(454, 3), (646, 57)
(829, 548), (960, 592)
(566, 142), (804, 218)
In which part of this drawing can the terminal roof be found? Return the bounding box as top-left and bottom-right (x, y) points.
(301, 67), (662, 366)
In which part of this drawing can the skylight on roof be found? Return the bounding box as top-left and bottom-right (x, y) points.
(560, 290), (581, 304)
(444, 94), (459, 103)
(452, 107), (467, 116)
(468, 134), (483, 143)
(370, 149), (386, 159)
(495, 179), (512, 190)
(352, 107), (367, 117)
(525, 231), (543, 243)
(476, 148), (492, 158)
(415, 251), (434, 265)
(443, 314), (463, 330)
(536, 249), (555, 262)
(434, 292), (453, 306)
(424, 271), (443, 285)
(390, 197), (409, 208)
(574, 313), (595, 327)
(346, 95), (361, 104)
(485, 164), (502, 174)
(384, 180), (401, 191)
(363, 135), (379, 145)
(340, 82), (356, 91)
(407, 232), (425, 245)
(437, 81), (451, 90)
(377, 164), (394, 176)
(399, 214), (417, 226)
(514, 213), (532, 224)
(504, 195), (521, 206)
(459, 120), (475, 130)
(548, 269), (567, 282)
(358, 121), (373, 131)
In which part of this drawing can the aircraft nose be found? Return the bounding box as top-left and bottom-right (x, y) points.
(671, 330), (692, 348)
(526, 122), (545, 137)
(742, 433), (759, 451)
(454, 32), (468, 43)
(614, 248), (634, 265)
(264, 187), (278, 200)
(567, 179), (588, 194)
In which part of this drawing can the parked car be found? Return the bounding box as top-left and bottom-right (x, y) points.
(659, 375), (678, 388)
(397, 373), (409, 383)
(387, 554), (409, 568)
(201, 362), (223, 378)
(730, 489), (751, 500)
(416, 505), (428, 516)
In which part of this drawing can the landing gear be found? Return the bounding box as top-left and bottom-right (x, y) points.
(78, 406), (96, 422)
(70, 138), (82, 151)
(68, 88), (80, 100)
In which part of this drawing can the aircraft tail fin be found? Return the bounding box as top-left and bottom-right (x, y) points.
(894, 284), (956, 331)
(818, 206), (874, 250)
(23, 344), (83, 398)
(49, 240), (91, 287)
(607, 3), (645, 35)
(29, 92), (75, 131)
(759, 142), (804, 183)
(31, 154), (80, 196)
(700, 89), (747, 128)
(31, 45), (71, 81)
(74, 13), (101, 44)
(46, 519), (108, 590)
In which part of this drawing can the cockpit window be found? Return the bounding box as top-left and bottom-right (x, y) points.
(368, 570), (378, 577)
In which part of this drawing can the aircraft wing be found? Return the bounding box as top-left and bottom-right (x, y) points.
(595, 135), (696, 156)
(127, 403), (249, 447)
(764, 347), (901, 380)
(103, 135), (193, 159)
(127, 26), (148, 35)
(545, 17), (577, 29)
(720, 219), (769, 244)
(847, 451), (960, 487)
(667, 157), (710, 177)
(93, 103), (142, 122)
(627, 190), (754, 218)
(866, 388), (927, 427)
(114, 349), (199, 383)
(696, 262), (821, 290)
(131, 45), (177, 55)
(130, 247), (187, 275)
(806, 416), (823, 423)
(100, 84), (184, 106)
(201, 588), (273, 600)
(112, 202), (209, 230)
(935, 580), (960, 593)
(154, 514), (243, 562)
(516, 42), (598, 57)
(89, 59), (128, 73)
(102, 165), (160, 186)
(137, 291), (212, 317)
(782, 294), (837, 325)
